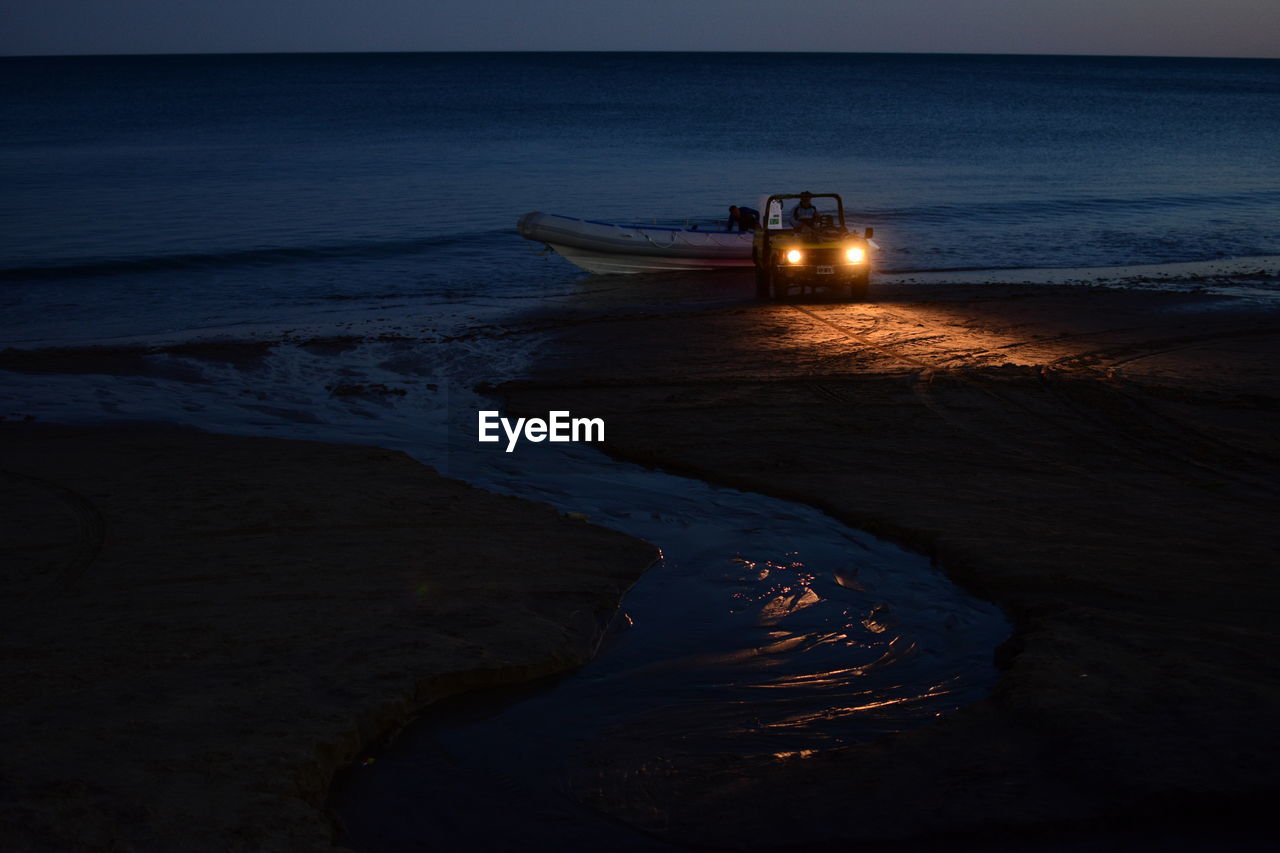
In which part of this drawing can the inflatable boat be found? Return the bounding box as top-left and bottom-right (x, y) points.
(516, 211), (754, 274)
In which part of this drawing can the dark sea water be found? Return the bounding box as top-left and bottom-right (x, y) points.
(3, 52), (1279, 343)
(2, 53), (1277, 849)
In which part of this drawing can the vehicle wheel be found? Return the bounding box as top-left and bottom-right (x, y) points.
(771, 272), (788, 302)
(755, 267), (772, 301)
(848, 277), (870, 302)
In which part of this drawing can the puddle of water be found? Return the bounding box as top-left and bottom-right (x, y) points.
(334, 410), (1007, 849)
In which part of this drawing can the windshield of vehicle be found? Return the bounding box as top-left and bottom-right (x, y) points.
(764, 196), (843, 231)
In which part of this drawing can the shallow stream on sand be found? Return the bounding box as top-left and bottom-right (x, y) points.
(0, 301), (1009, 849)
(339, 421), (1009, 850)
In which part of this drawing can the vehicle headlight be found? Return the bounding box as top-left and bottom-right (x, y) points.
(785, 249), (803, 264)
(845, 246), (866, 264)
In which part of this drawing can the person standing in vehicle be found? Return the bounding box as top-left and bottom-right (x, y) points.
(789, 192), (819, 232)
(725, 205), (760, 232)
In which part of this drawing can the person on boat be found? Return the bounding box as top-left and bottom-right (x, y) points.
(789, 192), (820, 233)
(724, 205), (759, 232)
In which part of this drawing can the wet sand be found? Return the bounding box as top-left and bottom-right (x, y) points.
(501, 279), (1280, 847)
(0, 425), (655, 851)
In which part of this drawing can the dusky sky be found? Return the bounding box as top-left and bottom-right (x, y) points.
(2, 0), (1277, 58)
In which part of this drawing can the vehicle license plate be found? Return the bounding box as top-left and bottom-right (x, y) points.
(817, 265), (834, 274)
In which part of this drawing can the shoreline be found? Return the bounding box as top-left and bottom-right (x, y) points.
(2, 255), (1276, 354)
(877, 254), (1279, 285)
(500, 279), (1280, 846)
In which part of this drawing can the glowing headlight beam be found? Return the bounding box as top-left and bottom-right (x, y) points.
(786, 249), (803, 264)
(845, 246), (866, 264)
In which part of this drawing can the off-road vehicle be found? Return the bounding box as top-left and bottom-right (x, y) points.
(753, 192), (875, 301)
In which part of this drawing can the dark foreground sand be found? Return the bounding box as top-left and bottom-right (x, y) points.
(0, 426), (655, 851)
(501, 281), (1280, 848)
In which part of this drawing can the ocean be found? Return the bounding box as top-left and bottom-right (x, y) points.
(2, 52), (1278, 849)
(2, 52), (1279, 345)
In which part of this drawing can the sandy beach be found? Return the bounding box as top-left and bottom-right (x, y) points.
(501, 277), (1280, 847)
(2, 272), (1278, 850)
(0, 426), (655, 851)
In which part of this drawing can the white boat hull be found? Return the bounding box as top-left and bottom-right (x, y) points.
(518, 211), (754, 274)
(545, 243), (755, 274)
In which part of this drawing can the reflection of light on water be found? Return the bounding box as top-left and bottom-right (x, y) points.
(581, 536), (983, 762)
(862, 603), (894, 635)
(757, 678), (960, 734)
(772, 748), (817, 761)
(758, 587), (821, 624)
(729, 553), (824, 625)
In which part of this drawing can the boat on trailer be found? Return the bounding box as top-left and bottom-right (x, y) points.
(516, 211), (754, 274)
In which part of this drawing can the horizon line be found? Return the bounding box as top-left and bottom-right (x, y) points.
(3, 48), (1278, 61)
